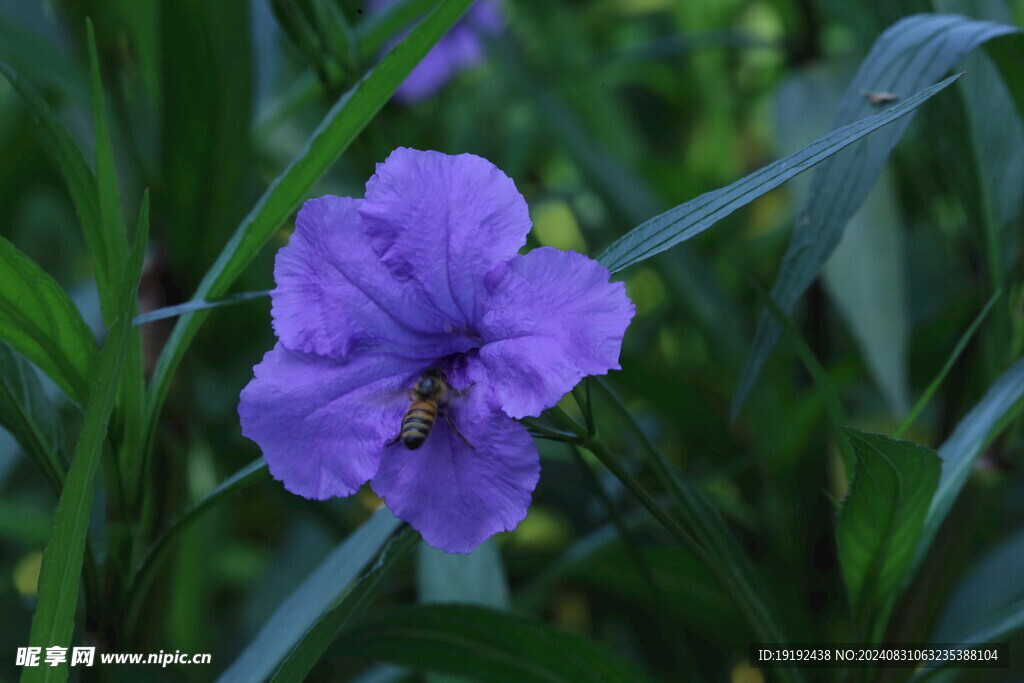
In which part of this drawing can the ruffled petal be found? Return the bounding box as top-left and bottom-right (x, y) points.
(272, 195), (461, 358)
(239, 345), (422, 499)
(370, 363), (539, 553)
(478, 247), (635, 418)
(360, 148), (531, 329)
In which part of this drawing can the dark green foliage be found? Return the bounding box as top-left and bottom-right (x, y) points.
(836, 430), (941, 640)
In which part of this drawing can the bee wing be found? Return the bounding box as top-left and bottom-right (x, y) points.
(366, 385), (412, 409)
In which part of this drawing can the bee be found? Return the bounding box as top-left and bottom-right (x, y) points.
(862, 90), (899, 106)
(387, 368), (474, 450)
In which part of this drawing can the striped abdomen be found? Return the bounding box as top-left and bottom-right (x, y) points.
(400, 400), (438, 450)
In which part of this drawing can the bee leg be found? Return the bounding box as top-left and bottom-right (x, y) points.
(444, 413), (475, 449)
(453, 382), (476, 396)
(385, 433), (402, 447)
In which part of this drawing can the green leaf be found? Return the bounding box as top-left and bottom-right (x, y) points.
(124, 459), (270, 632)
(355, 0), (436, 60)
(0, 63), (111, 315)
(931, 528), (1024, 644)
(596, 72), (963, 274)
(822, 173), (910, 414)
(132, 290), (270, 326)
(269, 527), (418, 683)
(23, 194), (149, 683)
(418, 538), (509, 609)
(86, 19), (129, 321)
(218, 507), (404, 683)
(0, 235), (96, 405)
(914, 594), (1024, 680)
(143, 0), (476, 462)
(0, 15), (89, 103)
(735, 15), (1023, 418)
(835, 429), (941, 640)
(915, 356), (1024, 566)
(332, 605), (650, 683)
(0, 341), (63, 490)
(86, 18), (147, 509)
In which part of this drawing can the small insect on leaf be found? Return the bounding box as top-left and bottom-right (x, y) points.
(862, 90), (900, 105)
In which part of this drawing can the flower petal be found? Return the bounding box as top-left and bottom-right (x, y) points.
(272, 195), (460, 358)
(478, 247), (635, 418)
(394, 23), (482, 102)
(373, 0), (503, 103)
(239, 344), (421, 499)
(370, 363), (539, 553)
(360, 148), (531, 329)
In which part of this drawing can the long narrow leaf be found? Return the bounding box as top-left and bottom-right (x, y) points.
(0, 63), (109, 310)
(331, 605), (649, 682)
(85, 19), (146, 509)
(218, 507), (403, 683)
(269, 528), (418, 682)
(913, 599), (1024, 679)
(0, 235), (96, 404)
(86, 19), (129, 321)
(143, 0), (475, 462)
(23, 194), (149, 683)
(915, 356), (1024, 567)
(735, 15), (1023, 417)
(132, 290), (270, 326)
(930, 527), (1024, 645)
(596, 72), (963, 273)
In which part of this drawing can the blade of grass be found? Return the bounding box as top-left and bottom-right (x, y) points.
(596, 73), (963, 273)
(132, 290), (270, 326)
(86, 18), (147, 519)
(0, 235), (96, 405)
(0, 63), (111, 317)
(268, 528), (418, 682)
(354, 0), (436, 60)
(913, 355), (1024, 572)
(142, 0), (475, 482)
(894, 291), (999, 438)
(85, 19), (129, 320)
(23, 193), (148, 683)
(218, 508), (404, 683)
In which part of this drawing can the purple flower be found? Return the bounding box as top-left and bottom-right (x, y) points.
(372, 0), (503, 102)
(239, 148), (634, 553)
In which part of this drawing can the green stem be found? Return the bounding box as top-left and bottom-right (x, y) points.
(568, 444), (664, 605)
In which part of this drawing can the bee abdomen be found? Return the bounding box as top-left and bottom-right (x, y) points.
(401, 402), (436, 450)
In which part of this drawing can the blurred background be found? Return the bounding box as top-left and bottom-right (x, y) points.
(1, 0), (1023, 680)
